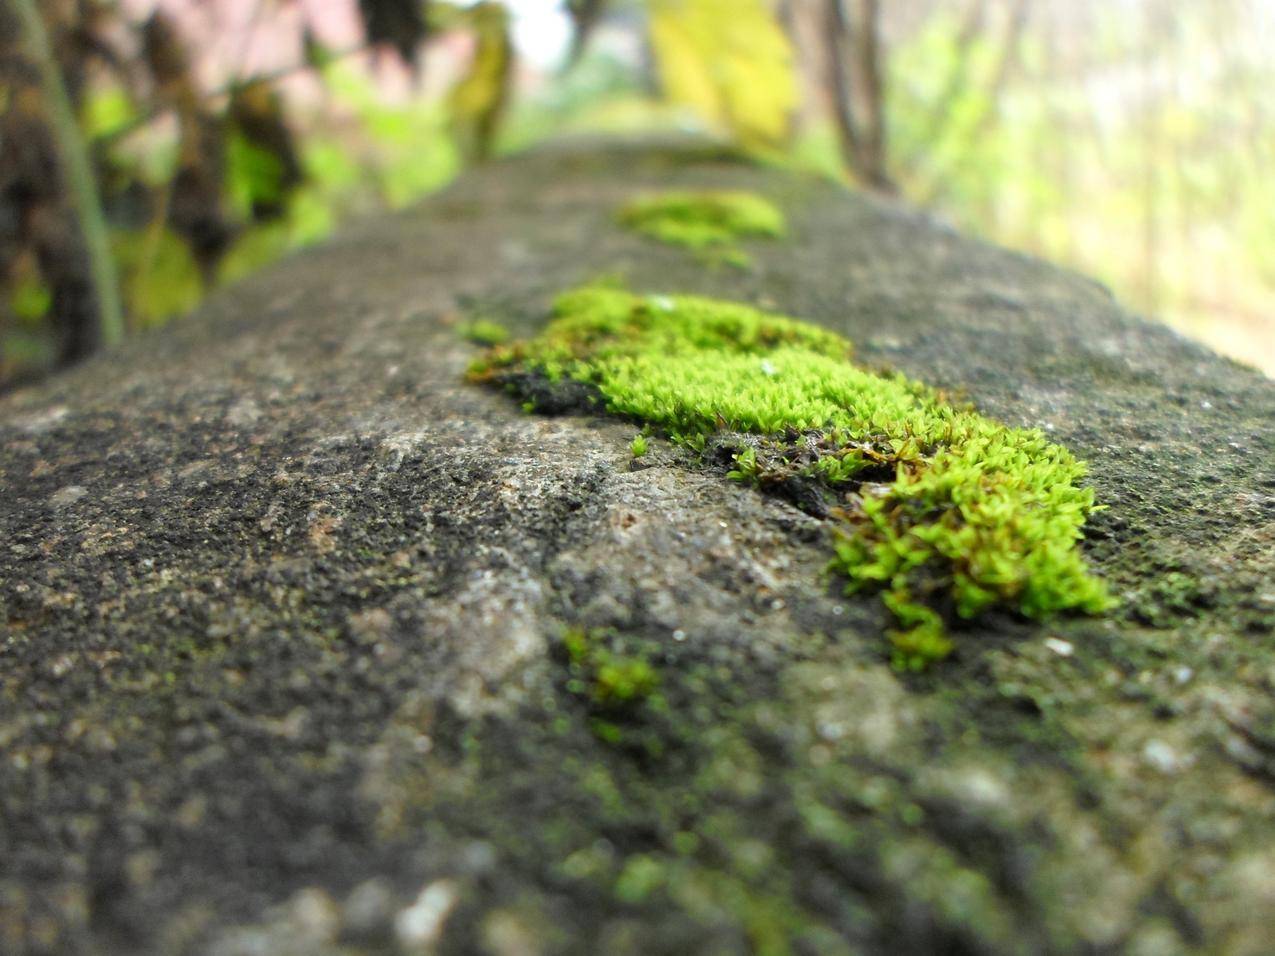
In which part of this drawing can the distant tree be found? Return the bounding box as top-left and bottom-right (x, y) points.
(821, 0), (894, 193)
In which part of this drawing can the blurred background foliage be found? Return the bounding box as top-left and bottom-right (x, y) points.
(2, 0), (1271, 389)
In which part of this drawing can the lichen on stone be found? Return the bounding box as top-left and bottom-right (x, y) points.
(469, 286), (1113, 668)
(617, 190), (785, 265)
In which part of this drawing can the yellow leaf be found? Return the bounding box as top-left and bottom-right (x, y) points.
(647, 0), (796, 149)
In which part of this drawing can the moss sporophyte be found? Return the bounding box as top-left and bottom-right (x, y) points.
(468, 286), (1113, 669)
(617, 190), (785, 266)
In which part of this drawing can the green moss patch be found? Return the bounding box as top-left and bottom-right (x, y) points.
(560, 627), (669, 752)
(457, 318), (509, 346)
(617, 190), (785, 266)
(470, 286), (1112, 668)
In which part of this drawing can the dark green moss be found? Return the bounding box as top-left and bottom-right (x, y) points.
(400, 626), (1039, 955)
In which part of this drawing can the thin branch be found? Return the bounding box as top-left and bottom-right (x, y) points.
(853, 0), (889, 189)
(978, 0), (1030, 121)
(13, 0), (125, 348)
(98, 42), (374, 147)
(563, 0), (609, 70)
(904, 0), (986, 174)
(916, 0), (1030, 205)
(824, 0), (862, 167)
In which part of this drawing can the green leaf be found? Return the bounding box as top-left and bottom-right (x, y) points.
(81, 86), (138, 140)
(9, 270), (51, 325)
(226, 131), (287, 219)
(111, 228), (203, 327)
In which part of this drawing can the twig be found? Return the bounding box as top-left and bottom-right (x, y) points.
(99, 42), (375, 148)
(13, 0), (125, 348)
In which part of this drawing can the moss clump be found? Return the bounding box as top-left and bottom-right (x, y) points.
(458, 318), (509, 346)
(471, 287), (1112, 668)
(560, 627), (667, 748)
(617, 190), (785, 265)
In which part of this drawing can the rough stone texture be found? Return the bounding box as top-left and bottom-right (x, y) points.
(1, 141), (1273, 955)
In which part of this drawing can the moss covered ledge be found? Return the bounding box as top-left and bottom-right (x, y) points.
(469, 285), (1112, 668)
(617, 190), (786, 265)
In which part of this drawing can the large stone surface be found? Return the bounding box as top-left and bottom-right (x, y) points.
(1, 141), (1273, 955)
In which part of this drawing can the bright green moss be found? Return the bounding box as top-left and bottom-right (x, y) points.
(630, 433), (650, 458)
(617, 190), (785, 265)
(457, 318), (509, 346)
(472, 287), (1112, 668)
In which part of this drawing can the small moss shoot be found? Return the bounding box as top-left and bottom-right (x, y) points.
(630, 433), (650, 458)
(560, 627), (667, 751)
(617, 190), (785, 266)
(471, 287), (1112, 669)
(458, 318), (509, 346)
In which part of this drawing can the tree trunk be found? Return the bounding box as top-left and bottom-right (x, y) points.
(823, 0), (895, 193)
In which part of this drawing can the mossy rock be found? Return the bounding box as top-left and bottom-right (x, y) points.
(470, 284), (1111, 669)
(616, 189), (786, 266)
(1, 139), (1273, 955)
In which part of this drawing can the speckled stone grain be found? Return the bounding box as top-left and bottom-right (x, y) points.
(1, 140), (1273, 955)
